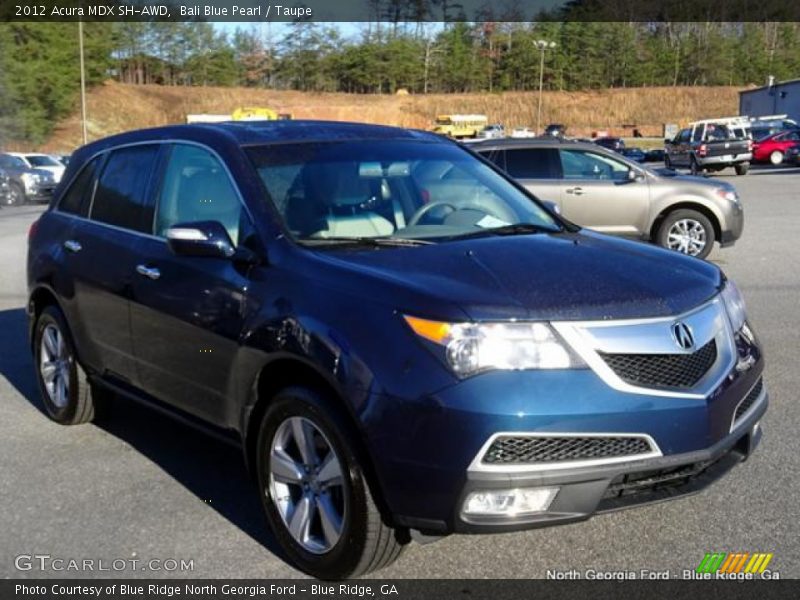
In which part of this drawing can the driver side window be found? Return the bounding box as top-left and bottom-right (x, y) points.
(560, 150), (629, 181)
(155, 144), (243, 245)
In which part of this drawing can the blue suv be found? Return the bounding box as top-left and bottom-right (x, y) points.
(27, 122), (767, 579)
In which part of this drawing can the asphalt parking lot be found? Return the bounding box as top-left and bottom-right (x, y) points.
(1, 165), (798, 579)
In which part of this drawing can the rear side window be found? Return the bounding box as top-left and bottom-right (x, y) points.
(59, 157), (101, 217)
(504, 148), (559, 179)
(91, 145), (159, 233)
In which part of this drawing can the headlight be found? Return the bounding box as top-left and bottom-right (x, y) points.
(21, 172), (39, 185)
(720, 280), (747, 332)
(715, 188), (739, 203)
(403, 316), (585, 377)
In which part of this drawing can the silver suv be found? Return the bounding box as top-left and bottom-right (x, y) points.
(473, 138), (743, 259)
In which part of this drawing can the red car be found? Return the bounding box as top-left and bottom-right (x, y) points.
(752, 129), (800, 165)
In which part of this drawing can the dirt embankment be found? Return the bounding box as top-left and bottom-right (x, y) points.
(40, 80), (743, 152)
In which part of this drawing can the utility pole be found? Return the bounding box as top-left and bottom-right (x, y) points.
(535, 40), (556, 134)
(78, 20), (88, 145)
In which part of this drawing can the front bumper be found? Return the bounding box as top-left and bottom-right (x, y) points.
(454, 387), (765, 533)
(719, 202), (744, 247)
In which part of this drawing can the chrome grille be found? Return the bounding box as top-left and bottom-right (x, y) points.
(482, 435), (653, 464)
(599, 339), (717, 389)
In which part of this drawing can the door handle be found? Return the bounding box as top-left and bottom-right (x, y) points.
(566, 187), (584, 196)
(135, 265), (161, 280)
(63, 240), (82, 253)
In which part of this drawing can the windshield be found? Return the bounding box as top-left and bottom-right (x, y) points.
(246, 140), (561, 244)
(26, 155), (61, 167)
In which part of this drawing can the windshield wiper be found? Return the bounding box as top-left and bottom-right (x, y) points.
(450, 223), (559, 241)
(300, 236), (435, 248)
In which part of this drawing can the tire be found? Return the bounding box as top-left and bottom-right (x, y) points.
(656, 209), (716, 260)
(769, 151), (783, 166)
(33, 305), (104, 424)
(689, 156), (701, 176)
(6, 182), (25, 206)
(735, 162), (749, 176)
(256, 387), (406, 579)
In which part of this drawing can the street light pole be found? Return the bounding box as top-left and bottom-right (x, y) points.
(78, 20), (88, 145)
(535, 40), (556, 134)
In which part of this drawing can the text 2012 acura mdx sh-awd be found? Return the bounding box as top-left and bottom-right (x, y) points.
(27, 122), (767, 579)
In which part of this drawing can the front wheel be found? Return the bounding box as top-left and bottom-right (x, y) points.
(5, 183), (25, 206)
(256, 387), (406, 579)
(735, 162), (749, 176)
(657, 209), (715, 260)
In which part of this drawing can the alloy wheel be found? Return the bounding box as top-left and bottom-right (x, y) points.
(667, 218), (707, 256)
(39, 324), (70, 408)
(6, 185), (23, 206)
(268, 416), (346, 554)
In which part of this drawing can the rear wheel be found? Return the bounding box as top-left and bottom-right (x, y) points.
(769, 151), (783, 166)
(657, 209), (715, 260)
(735, 162), (749, 176)
(33, 306), (105, 424)
(256, 387), (406, 579)
(689, 156), (701, 176)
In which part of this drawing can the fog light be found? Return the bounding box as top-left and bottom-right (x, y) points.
(463, 487), (558, 517)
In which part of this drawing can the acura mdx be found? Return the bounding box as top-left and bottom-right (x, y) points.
(27, 121), (767, 579)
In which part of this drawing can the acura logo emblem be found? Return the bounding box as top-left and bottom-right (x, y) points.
(672, 322), (695, 351)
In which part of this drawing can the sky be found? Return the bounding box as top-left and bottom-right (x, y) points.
(213, 21), (368, 42)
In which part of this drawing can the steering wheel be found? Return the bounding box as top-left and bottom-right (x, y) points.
(408, 201), (458, 226)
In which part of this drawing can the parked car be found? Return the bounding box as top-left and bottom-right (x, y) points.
(0, 167), (11, 206)
(621, 147), (646, 163)
(472, 137), (743, 259)
(544, 123), (566, 137)
(6, 152), (66, 183)
(594, 137), (625, 152)
(664, 121), (751, 176)
(510, 127), (536, 138)
(28, 122), (766, 579)
(0, 153), (57, 205)
(644, 148), (666, 163)
(751, 130), (800, 165)
(477, 124), (505, 139)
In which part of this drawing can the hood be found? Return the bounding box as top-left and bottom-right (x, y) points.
(652, 168), (735, 191)
(33, 165), (65, 183)
(316, 231), (722, 322)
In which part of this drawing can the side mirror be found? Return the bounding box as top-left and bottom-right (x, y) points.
(627, 169), (644, 182)
(542, 200), (561, 215)
(166, 221), (235, 259)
